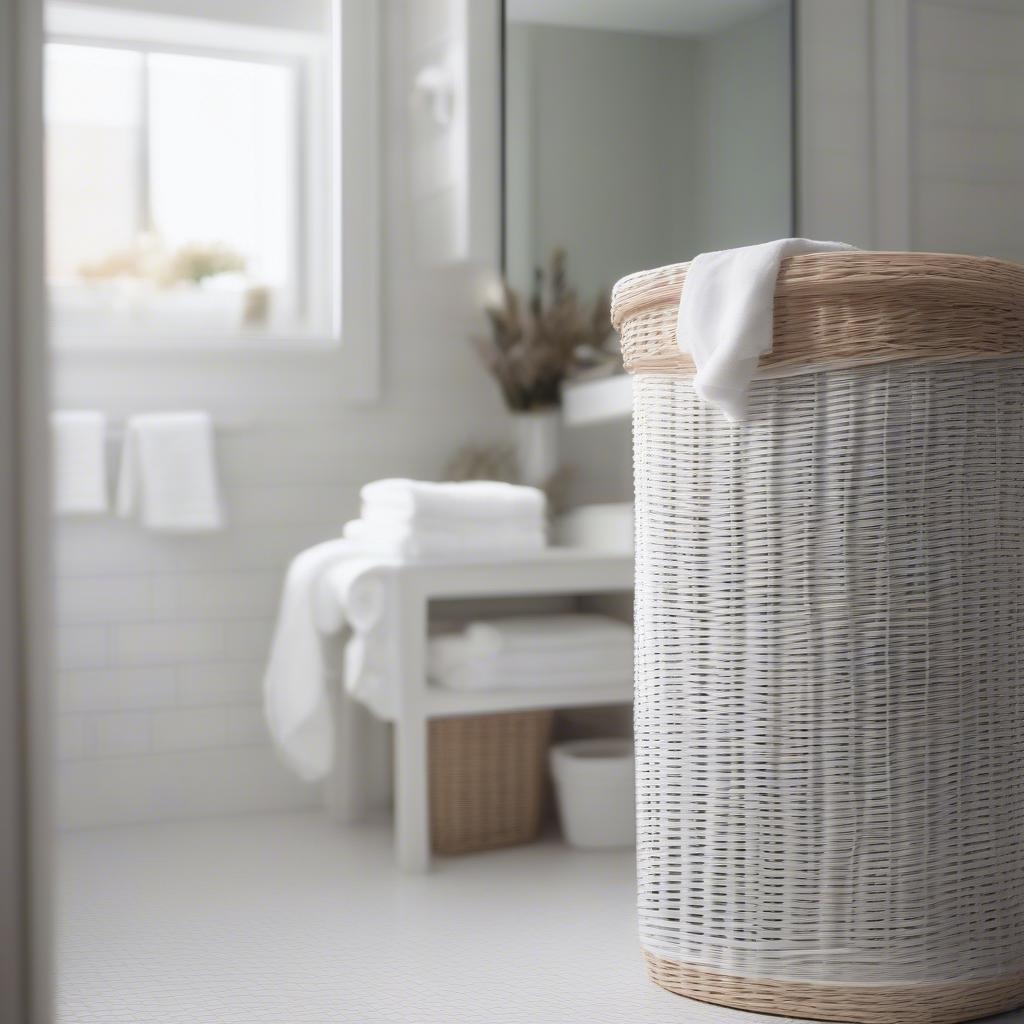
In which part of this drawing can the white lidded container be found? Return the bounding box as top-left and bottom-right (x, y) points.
(614, 251), (1024, 1023)
(550, 738), (634, 849)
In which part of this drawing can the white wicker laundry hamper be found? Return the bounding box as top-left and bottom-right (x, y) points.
(612, 252), (1024, 1024)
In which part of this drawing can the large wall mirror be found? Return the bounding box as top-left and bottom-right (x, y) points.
(502, 0), (794, 302)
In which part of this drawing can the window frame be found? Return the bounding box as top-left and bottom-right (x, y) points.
(46, 41), (309, 335)
(44, 0), (382, 402)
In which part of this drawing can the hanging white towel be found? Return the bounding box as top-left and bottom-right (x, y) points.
(316, 558), (401, 721)
(264, 540), (351, 781)
(116, 412), (224, 532)
(51, 410), (108, 515)
(677, 238), (855, 422)
(264, 540), (395, 780)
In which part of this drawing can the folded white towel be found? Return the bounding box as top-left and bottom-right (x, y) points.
(343, 518), (546, 561)
(360, 506), (543, 533)
(434, 663), (632, 693)
(677, 238), (855, 422)
(428, 613), (634, 692)
(116, 412), (224, 532)
(429, 634), (633, 680)
(51, 410), (108, 515)
(464, 613), (633, 657)
(361, 478), (547, 525)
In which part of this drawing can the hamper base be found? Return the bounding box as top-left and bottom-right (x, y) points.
(644, 951), (1024, 1024)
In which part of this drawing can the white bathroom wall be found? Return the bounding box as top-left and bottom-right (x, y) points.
(795, 0), (875, 246)
(52, 0), (510, 828)
(910, 0), (1024, 261)
(797, 0), (1024, 258)
(692, 4), (792, 251)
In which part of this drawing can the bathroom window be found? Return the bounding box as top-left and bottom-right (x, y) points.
(44, 1), (354, 349)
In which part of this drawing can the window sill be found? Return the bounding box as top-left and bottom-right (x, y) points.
(52, 332), (344, 355)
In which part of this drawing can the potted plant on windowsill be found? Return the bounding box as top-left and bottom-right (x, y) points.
(476, 249), (617, 487)
(75, 237), (262, 332)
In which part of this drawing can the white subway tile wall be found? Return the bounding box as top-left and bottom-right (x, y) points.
(52, 419), (504, 827)
(912, 1), (1024, 262)
(52, 418), (503, 827)
(51, 3), (513, 828)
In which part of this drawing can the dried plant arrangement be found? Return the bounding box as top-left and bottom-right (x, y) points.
(443, 442), (572, 513)
(443, 443), (519, 483)
(476, 249), (617, 411)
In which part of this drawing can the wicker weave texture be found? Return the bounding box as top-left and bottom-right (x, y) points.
(632, 360), (1024, 1003)
(644, 952), (1024, 1024)
(429, 710), (552, 855)
(612, 252), (1024, 379)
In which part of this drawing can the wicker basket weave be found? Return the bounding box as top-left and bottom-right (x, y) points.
(613, 252), (1024, 1024)
(429, 710), (552, 855)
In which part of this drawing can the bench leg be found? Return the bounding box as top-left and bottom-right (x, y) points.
(392, 585), (430, 872)
(394, 711), (430, 872)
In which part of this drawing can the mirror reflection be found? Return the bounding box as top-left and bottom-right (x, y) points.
(504, 0), (793, 301)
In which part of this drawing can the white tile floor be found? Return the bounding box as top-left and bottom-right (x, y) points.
(57, 813), (1024, 1024)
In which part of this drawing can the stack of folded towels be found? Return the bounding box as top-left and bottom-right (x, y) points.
(428, 613), (633, 691)
(343, 478), (547, 560)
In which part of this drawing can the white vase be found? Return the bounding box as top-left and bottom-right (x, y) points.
(513, 408), (561, 488)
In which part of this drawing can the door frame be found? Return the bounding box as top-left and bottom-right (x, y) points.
(1, 0), (53, 1020)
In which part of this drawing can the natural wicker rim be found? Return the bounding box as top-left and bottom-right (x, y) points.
(645, 952), (1024, 1024)
(612, 251), (1024, 378)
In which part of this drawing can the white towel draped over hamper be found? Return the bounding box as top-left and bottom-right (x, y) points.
(612, 251), (1024, 1024)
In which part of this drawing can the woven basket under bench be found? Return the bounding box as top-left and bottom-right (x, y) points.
(612, 252), (1024, 1024)
(429, 710), (552, 855)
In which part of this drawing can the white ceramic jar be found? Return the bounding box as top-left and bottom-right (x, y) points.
(550, 738), (635, 849)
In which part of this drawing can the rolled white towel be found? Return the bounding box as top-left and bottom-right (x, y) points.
(314, 558), (391, 635)
(361, 478), (546, 525)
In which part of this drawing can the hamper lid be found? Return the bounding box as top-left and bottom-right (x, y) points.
(611, 251), (1024, 379)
